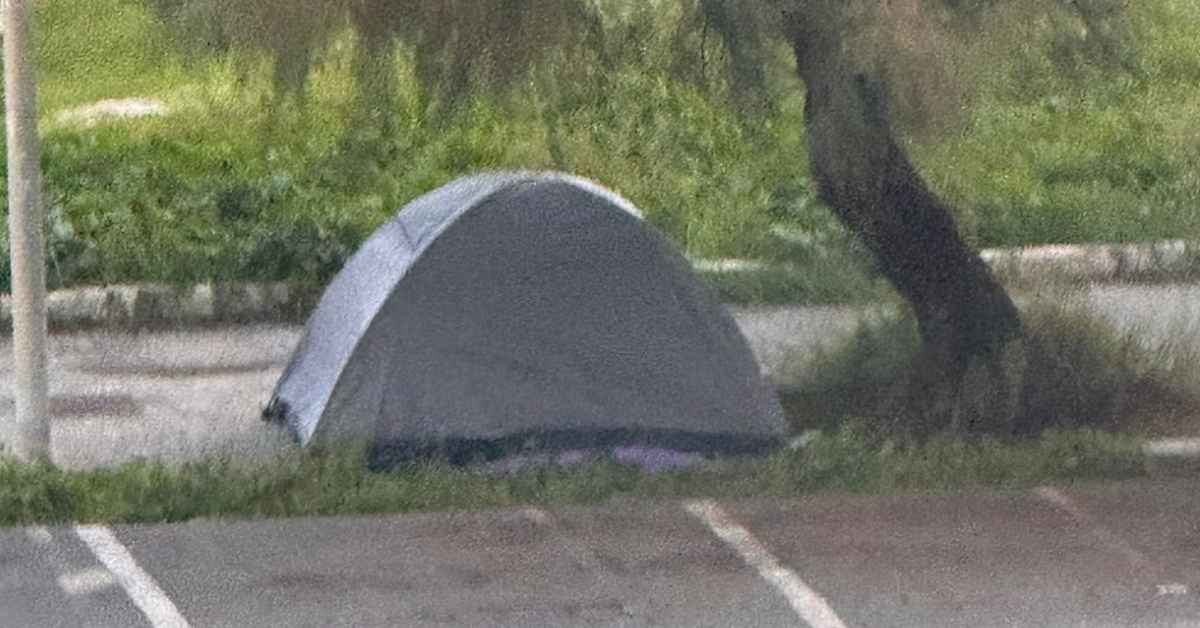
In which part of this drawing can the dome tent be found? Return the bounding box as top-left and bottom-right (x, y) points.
(262, 171), (785, 467)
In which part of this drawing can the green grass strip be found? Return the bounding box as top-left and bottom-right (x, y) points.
(0, 428), (1146, 527)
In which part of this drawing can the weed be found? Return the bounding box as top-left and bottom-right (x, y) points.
(778, 291), (1200, 438)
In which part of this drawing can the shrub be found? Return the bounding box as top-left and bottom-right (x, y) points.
(779, 292), (1200, 438)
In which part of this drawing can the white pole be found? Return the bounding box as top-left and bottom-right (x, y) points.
(4, 0), (50, 462)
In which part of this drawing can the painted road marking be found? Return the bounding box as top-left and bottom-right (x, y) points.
(25, 525), (53, 546)
(520, 506), (552, 527)
(29, 526), (116, 595)
(1035, 487), (1154, 572)
(520, 506), (607, 580)
(684, 499), (848, 628)
(1035, 487), (1189, 596)
(27, 526), (118, 603)
(57, 567), (117, 596)
(75, 525), (191, 628)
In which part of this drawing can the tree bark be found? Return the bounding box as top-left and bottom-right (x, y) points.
(787, 19), (1024, 434)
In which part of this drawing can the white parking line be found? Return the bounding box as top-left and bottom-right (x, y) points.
(684, 499), (848, 628)
(57, 567), (117, 596)
(1034, 487), (1154, 572)
(74, 525), (191, 628)
(519, 506), (607, 575)
(25, 526), (53, 546)
(1035, 487), (1189, 595)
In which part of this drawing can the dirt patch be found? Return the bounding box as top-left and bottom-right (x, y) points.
(50, 393), (141, 418)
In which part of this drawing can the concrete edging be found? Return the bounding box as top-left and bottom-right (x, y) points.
(1143, 438), (1200, 458)
(1, 240), (1196, 331)
(980, 239), (1199, 285)
(0, 281), (322, 332)
(789, 431), (1200, 460)
(745, 231), (1199, 284)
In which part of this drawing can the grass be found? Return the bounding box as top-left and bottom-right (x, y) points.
(917, 0), (1200, 248)
(0, 0), (1198, 303)
(0, 426), (1147, 527)
(32, 0), (191, 112)
(777, 290), (1200, 438)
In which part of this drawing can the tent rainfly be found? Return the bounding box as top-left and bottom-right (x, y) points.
(263, 171), (785, 464)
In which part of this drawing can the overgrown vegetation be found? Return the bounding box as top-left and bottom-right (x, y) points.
(0, 0), (1197, 297)
(918, 0), (1200, 247)
(0, 426), (1146, 526)
(778, 293), (1200, 438)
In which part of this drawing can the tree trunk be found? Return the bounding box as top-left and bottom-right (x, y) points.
(788, 26), (1025, 435)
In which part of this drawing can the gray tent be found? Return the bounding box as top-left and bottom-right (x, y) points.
(263, 171), (784, 465)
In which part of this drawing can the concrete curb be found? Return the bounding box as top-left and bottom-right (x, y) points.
(1143, 438), (1200, 458)
(788, 431), (1200, 460)
(0, 281), (322, 332)
(980, 239), (1199, 285)
(720, 232), (1200, 284)
(1, 241), (1196, 332)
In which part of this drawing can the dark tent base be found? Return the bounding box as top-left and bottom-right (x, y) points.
(363, 428), (781, 472)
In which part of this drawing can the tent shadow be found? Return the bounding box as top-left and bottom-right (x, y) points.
(364, 428), (782, 473)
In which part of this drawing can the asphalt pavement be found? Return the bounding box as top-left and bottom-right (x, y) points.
(3, 478), (1198, 627)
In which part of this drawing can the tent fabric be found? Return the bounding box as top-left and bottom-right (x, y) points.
(263, 171), (785, 460)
